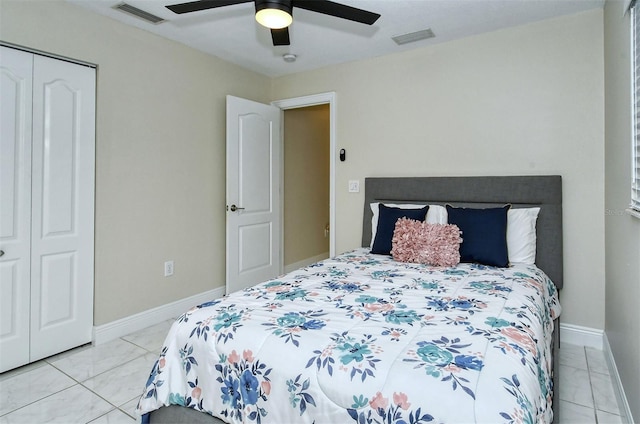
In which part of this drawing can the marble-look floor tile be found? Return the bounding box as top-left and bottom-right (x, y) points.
(559, 343), (588, 370)
(585, 347), (610, 375)
(83, 352), (157, 407)
(0, 363), (76, 416)
(120, 397), (141, 420)
(0, 360), (47, 383)
(559, 365), (593, 408)
(559, 400), (597, 423)
(43, 343), (94, 364)
(590, 371), (620, 414)
(48, 338), (147, 382)
(121, 319), (174, 353)
(87, 408), (137, 423)
(596, 409), (624, 424)
(0, 384), (113, 424)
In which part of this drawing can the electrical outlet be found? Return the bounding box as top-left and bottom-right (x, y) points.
(348, 180), (360, 193)
(164, 260), (174, 277)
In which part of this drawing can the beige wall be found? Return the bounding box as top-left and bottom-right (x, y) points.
(272, 10), (606, 330)
(604, 0), (640, 421)
(1, 1), (612, 341)
(0, 0), (271, 325)
(283, 105), (330, 266)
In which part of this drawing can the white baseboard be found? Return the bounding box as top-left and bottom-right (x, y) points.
(560, 322), (604, 350)
(560, 323), (633, 423)
(93, 287), (225, 345)
(283, 252), (329, 274)
(603, 334), (635, 424)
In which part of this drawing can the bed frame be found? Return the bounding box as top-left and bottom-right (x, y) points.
(147, 175), (563, 424)
(362, 176), (563, 289)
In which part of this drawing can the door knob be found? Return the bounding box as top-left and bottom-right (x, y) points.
(229, 205), (245, 212)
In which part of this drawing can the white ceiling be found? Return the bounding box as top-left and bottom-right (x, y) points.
(66, 0), (604, 77)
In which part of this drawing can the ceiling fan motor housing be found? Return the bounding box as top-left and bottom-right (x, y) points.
(255, 0), (293, 17)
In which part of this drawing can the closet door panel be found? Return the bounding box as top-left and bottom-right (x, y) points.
(0, 47), (33, 373)
(30, 55), (95, 362)
(42, 80), (76, 236)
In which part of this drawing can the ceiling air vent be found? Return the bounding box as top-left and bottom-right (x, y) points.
(113, 3), (166, 24)
(392, 28), (435, 46)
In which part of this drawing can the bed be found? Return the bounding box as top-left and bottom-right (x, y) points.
(137, 175), (563, 424)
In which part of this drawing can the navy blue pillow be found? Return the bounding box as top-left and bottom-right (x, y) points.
(371, 205), (429, 255)
(446, 205), (511, 267)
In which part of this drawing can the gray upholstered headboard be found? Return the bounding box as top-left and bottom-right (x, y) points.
(361, 176), (563, 289)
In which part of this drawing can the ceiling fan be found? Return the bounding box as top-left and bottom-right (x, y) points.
(165, 0), (381, 46)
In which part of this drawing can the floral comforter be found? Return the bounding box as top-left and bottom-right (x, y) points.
(137, 248), (561, 424)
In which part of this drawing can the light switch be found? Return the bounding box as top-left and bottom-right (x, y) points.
(348, 180), (360, 193)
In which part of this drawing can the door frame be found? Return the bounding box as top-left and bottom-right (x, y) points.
(271, 92), (336, 268)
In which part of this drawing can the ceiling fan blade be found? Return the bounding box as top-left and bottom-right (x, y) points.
(271, 27), (290, 46)
(166, 0), (252, 14)
(293, 0), (380, 25)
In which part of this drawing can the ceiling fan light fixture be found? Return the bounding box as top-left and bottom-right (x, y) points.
(255, 1), (292, 29)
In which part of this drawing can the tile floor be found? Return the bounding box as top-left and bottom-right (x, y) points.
(0, 322), (627, 424)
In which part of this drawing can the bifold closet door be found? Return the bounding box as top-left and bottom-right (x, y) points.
(0, 47), (33, 372)
(29, 53), (95, 362)
(0, 46), (95, 371)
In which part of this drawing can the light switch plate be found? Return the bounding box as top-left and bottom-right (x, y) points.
(348, 180), (360, 193)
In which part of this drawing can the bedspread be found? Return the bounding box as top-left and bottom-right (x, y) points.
(137, 249), (561, 423)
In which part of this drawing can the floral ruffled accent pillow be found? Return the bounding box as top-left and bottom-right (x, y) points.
(391, 218), (463, 267)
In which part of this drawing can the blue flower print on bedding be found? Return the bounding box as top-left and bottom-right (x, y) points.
(324, 280), (369, 293)
(215, 349), (272, 423)
(274, 288), (312, 302)
(424, 296), (488, 315)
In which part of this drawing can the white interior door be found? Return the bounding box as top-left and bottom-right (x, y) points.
(226, 95), (281, 294)
(0, 47), (33, 372)
(29, 54), (95, 361)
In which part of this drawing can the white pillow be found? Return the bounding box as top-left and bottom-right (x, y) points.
(369, 203), (447, 248)
(369, 203), (540, 265)
(506, 207), (540, 265)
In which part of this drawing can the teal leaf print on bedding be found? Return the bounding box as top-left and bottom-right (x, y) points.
(211, 305), (245, 343)
(404, 337), (483, 399)
(167, 392), (185, 406)
(485, 316), (511, 328)
(306, 332), (380, 382)
(286, 374), (317, 415)
(339, 341), (371, 364)
(355, 294), (379, 304)
(371, 270), (404, 281)
(500, 374), (535, 424)
(467, 280), (513, 298)
(214, 312), (242, 331)
(417, 343), (453, 366)
(262, 310), (327, 346)
(383, 308), (421, 325)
